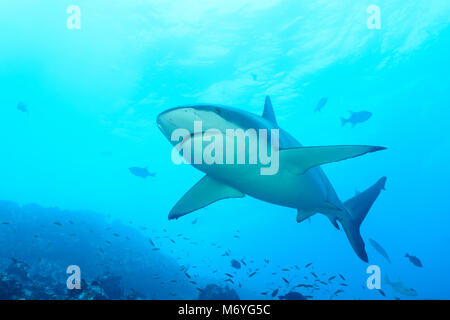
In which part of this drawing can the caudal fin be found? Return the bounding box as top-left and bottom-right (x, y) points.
(340, 177), (387, 262)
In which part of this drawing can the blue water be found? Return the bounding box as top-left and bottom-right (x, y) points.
(0, 1), (449, 300)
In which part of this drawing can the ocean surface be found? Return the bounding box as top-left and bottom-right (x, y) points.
(0, 1), (449, 300)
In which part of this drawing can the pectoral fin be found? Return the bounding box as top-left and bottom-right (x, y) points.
(296, 210), (315, 223)
(169, 175), (244, 220)
(280, 145), (386, 175)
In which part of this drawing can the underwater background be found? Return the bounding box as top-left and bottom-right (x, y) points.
(0, 0), (449, 300)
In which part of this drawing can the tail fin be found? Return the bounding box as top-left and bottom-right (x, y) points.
(341, 117), (347, 126)
(340, 177), (387, 262)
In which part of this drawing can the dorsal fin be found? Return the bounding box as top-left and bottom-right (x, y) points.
(262, 96), (277, 126)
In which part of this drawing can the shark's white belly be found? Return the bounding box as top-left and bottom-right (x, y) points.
(193, 162), (328, 211)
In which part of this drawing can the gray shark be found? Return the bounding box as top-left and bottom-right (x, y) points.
(157, 96), (387, 261)
(384, 275), (418, 297)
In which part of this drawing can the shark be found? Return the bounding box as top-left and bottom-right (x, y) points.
(156, 96), (387, 262)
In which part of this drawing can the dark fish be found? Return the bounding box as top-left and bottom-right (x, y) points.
(230, 259), (241, 269)
(369, 239), (391, 263)
(53, 221), (62, 226)
(279, 292), (307, 300)
(184, 272), (191, 279)
(271, 289), (279, 297)
(405, 253), (423, 267)
(240, 259), (247, 267)
(17, 102), (28, 114)
(224, 278), (234, 284)
(315, 97), (328, 113)
(339, 274), (346, 281)
(378, 289), (386, 297)
(149, 238), (155, 246)
(113, 233), (120, 237)
(311, 272), (318, 278)
(249, 272), (257, 278)
(281, 268), (290, 271)
(129, 167), (156, 178)
(334, 290), (343, 295)
(328, 276), (336, 281)
(225, 273), (234, 278)
(305, 263), (312, 268)
(264, 259), (270, 264)
(341, 111), (372, 127)
(282, 277), (289, 284)
(191, 219), (198, 224)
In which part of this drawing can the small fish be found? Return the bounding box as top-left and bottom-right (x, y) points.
(378, 289), (386, 297)
(334, 290), (343, 295)
(225, 273), (234, 278)
(315, 97), (328, 113)
(249, 272), (257, 278)
(341, 111), (372, 127)
(339, 274), (346, 281)
(311, 272), (318, 278)
(17, 102), (28, 114)
(405, 253), (423, 267)
(369, 239), (391, 263)
(328, 276), (336, 281)
(184, 272), (191, 279)
(113, 233), (120, 237)
(240, 259), (247, 267)
(271, 289), (279, 297)
(224, 278), (234, 284)
(305, 263), (312, 268)
(282, 277), (289, 284)
(191, 219), (198, 224)
(53, 221), (62, 226)
(230, 259), (241, 269)
(281, 268), (290, 272)
(129, 166), (156, 178)
(149, 238), (155, 246)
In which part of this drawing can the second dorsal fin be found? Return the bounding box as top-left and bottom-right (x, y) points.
(262, 96), (277, 126)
